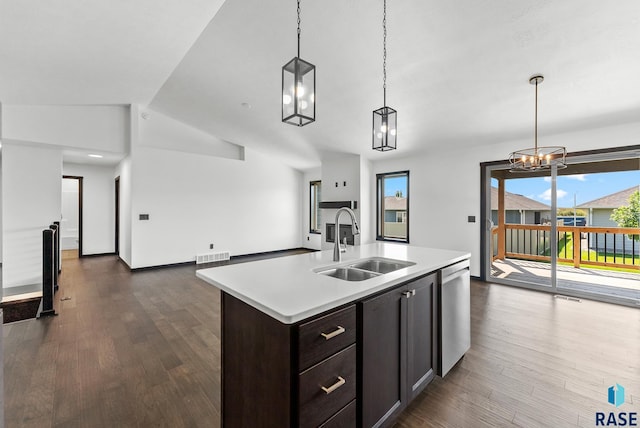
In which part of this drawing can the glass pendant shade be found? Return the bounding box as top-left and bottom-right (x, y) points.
(372, 106), (397, 151)
(282, 57), (315, 127)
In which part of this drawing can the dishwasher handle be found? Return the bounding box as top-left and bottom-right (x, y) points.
(441, 259), (470, 283)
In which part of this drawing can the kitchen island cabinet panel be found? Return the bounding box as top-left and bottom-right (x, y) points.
(360, 284), (406, 427)
(222, 292), (293, 428)
(360, 272), (436, 428)
(299, 344), (356, 427)
(407, 273), (436, 400)
(319, 400), (356, 427)
(299, 305), (356, 370)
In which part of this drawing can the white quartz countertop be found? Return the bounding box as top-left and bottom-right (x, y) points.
(196, 243), (470, 324)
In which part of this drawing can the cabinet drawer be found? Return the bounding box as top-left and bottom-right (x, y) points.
(298, 305), (356, 370)
(299, 344), (356, 428)
(318, 400), (356, 428)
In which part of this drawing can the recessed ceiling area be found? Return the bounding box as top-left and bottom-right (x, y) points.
(2, 1), (640, 170)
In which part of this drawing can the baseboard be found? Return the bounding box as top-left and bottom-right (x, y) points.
(118, 256), (132, 270)
(129, 248), (317, 272)
(81, 252), (117, 258)
(131, 260), (195, 272)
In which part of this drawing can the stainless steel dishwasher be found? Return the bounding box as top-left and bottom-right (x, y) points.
(436, 259), (471, 377)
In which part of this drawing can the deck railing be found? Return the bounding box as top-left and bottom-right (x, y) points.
(492, 224), (640, 271)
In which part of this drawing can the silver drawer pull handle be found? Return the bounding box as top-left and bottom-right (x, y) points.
(320, 376), (346, 394)
(320, 326), (345, 340)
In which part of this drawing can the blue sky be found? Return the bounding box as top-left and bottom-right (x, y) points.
(493, 170), (639, 207)
(383, 176), (407, 197)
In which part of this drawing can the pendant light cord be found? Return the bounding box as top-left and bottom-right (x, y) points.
(383, 0), (387, 106)
(534, 78), (538, 153)
(297, 0), (301, 58)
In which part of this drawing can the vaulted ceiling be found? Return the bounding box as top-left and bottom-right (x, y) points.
(2, 0), (640, 170)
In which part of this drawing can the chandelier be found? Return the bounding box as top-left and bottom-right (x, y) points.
(509, 75), (566, 172)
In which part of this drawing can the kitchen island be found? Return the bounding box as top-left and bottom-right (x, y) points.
(197, 242), (471, 428)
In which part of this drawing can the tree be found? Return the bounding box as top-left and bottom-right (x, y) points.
(395, 190), (403, 198)
(610, 190), (640, 241)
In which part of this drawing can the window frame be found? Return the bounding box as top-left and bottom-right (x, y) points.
(376, 170), (410, 243)
(309, 180), (322, 234)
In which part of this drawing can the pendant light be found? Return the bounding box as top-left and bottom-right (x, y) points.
(509, 75), (566, 172)
(282, 0), (315, 127)
(372, 0), (397, 151)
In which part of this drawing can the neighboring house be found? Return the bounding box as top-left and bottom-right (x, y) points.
(577, 186), (640, 255)
(384, 196), (407, 223)
(383, 196), (407, 239)
(490, 187), (551, 225)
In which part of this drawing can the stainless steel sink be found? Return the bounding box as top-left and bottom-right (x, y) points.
(349, 258), (415, 274)
(316, 257), (415, 281)
(319, 267), (380, 281)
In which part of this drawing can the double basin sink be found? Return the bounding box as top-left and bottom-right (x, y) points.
(316, 257), (416, 281)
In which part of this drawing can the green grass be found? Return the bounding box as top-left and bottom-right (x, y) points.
(556, 233), (639, 274)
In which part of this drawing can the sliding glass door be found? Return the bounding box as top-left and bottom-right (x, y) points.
(483, 146), (640, 306)
(487, 166), (557, 291)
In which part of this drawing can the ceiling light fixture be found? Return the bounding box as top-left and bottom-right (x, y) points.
(88, 154), (103, 158)
(509, 75), (566, 172)
(282, 0), (315, 127)
(372, 0), (397, 152)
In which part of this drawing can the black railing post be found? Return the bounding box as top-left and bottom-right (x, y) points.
(54, 221), (61, 274)
(39, 229), (57, 318)
(50, 224), (59, 292)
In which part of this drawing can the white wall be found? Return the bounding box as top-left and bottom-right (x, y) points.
(129, 146), (302, 268)
(1, 105), (128, 153)
(115, 156), (133, 267)
(0, 102), (3, 268)
(0, 153), (3, 266)
(2, 143), (62, 288)
(359, 158), (373, 245)
(63, 163), (117, 255)
(369, 121), (640, 277)
(301, 168), (322, 250)
(321, 153), (362, 250)
(139, 108), (243, 160)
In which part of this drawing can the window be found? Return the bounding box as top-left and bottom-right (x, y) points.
(310, 180), (321, 234)
(377, 171), (409, 242)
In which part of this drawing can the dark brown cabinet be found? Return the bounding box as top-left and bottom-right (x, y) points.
(221, 271), (439, 428)
(222, 292), (356, 428)
(360, 273), (436, 428)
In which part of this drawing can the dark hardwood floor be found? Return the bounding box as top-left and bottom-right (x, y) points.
(3, 253), (639, 427)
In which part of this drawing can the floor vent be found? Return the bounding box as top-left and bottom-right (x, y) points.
(554, 294), (581, 303)
(196, 251), (230, 264)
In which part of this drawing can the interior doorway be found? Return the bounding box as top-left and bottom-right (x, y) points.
(115, 176), (120, 256)
(61, 176), (83, 259)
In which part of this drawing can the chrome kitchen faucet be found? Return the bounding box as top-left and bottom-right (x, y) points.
(333, 207), (360, 262)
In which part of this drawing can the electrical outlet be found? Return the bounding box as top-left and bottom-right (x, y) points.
(210, 243), (214, 249)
